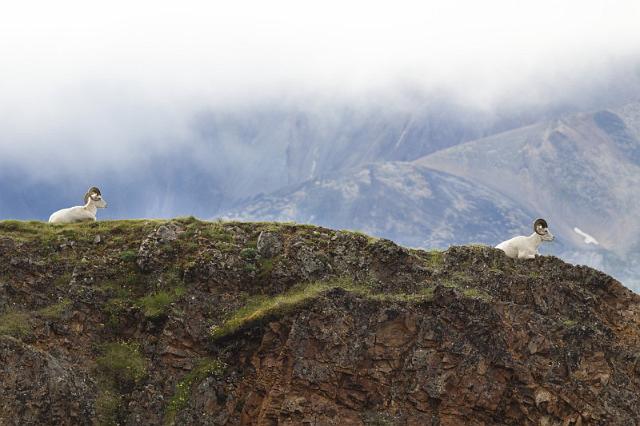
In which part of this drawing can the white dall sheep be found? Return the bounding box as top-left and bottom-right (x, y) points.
(496, 218), (554, 259)
(48, 187), (108, 224)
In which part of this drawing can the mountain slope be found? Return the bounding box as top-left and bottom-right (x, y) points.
(2, 219), (640, 425)
(418, 102), (640, 253)
(223, 162), (534, 249)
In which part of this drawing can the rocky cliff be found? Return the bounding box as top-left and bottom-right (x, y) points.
(1, 218), (639, 425)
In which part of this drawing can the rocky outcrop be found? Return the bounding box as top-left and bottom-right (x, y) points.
(1, 219), (639, 425)
(0, 335), (95, 425)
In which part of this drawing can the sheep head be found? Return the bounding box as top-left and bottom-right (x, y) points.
(84, 187), (108, 208)
(534, 218), (554, 241)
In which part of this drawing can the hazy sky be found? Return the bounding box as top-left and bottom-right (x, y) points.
(1, 0), (639, 171)
(2, 1), (639, 101)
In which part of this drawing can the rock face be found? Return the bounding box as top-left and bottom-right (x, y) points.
(0, 335), (95, 425)
(1, 219), (640, 425)
(256, 231), (283, 259)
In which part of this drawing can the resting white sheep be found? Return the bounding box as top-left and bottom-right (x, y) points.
(48, 187), (107, 224)
(496, 218), (554, 259)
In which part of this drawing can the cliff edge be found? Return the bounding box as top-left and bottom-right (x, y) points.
(1, 218), (639, 425)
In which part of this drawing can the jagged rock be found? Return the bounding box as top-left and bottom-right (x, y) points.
(256, 231), (282, 258)
(137, 224), (181, 272)
(0, 336), (95, 425)
(294, 242), (327, 279)
(156, 225), (177, 243)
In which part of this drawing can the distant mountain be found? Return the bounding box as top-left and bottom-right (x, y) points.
(418, 103), (640, 254)
(223, 103), (640, 289)
(223, 162), (534, 249)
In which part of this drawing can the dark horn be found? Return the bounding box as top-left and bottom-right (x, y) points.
(84, 187), (101, 204)
(533, 218), (548, 235)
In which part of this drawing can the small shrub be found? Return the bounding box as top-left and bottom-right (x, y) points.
(242, 263), (257, 273)
(138, 291), (173, 319)
(240, 247), (257, 259)
(96, 342), (147, 391)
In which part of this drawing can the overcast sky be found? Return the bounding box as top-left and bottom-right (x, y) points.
(1, 0), (639, 171)
(2, 1), (639, 100)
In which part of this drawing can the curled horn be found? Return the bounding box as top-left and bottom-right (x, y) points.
(533, 218), (548, 235)
(84, 187), (102, 204)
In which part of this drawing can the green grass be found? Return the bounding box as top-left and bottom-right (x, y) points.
(0, 219), (163, 248)
(210, 277), (365, 339)
(137, 287), (184, 319)
(440, 279), (460, 289)
(96, 341), (147, 391)
(119, 250), (138, 262)
(0, 220), (48, 236)
(38, 299), (72, 320)
(200, 224), (234, 243)
(258, 258), (274, 279)
(165, 358), (226, 424)
(424, 250), (444, 269)
(0, 311), (32, 337)
(138, 291), (173, 318)
(53, 272), (73, 288)
(209, 276), (444, 340)
(462, 288), (492, 302)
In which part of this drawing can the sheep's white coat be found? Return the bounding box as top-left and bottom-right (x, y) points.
(49, 197), (107, 224)
(496, 230), (554, 259)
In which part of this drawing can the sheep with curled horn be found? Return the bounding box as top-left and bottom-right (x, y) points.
(496, 218), (554, 259)
(48, 187), (108, 224)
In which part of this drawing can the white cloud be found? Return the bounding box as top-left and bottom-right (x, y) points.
(1, 0), (638, 102)
(0, 0), (638, 172)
